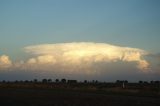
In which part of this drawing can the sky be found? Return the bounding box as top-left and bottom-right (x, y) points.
(0, 0), (160, 81)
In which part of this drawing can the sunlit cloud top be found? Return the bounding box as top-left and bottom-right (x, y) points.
(25, 42), (149, 71)
(0, 42), (158, 81)
(0, 55), (12, 69)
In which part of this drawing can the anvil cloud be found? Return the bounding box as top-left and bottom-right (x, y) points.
(0, 42), (155, 81)
(25, 42), (149, 71)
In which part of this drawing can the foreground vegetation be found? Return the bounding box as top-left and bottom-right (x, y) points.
(0, 80), (160, 106)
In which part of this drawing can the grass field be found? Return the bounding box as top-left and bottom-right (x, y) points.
(0, 82), (160, 106)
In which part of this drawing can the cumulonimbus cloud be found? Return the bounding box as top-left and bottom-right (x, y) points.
(25, 42), (149, 71)
(0, 55), (12, 69)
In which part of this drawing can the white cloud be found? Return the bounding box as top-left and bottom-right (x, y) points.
(27, 55), (56, 64)
(25, 42), (149, 72)
(0, 42), (150, 75)
(0, 55), (12, 69)
(1, 43), (158, 81)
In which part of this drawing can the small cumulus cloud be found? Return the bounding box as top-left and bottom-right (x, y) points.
(0, 55), (12, 69)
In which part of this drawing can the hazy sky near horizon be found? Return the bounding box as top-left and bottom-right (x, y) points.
(0, 0), (160, 81)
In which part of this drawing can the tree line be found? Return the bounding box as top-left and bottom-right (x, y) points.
(0, 79), (160, 84)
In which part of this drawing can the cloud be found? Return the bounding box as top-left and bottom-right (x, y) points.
(0, 55), (12, 69)
(1, 42), (159, 81)
(24, 42), (149, 72)
(27, 55), (56, 64)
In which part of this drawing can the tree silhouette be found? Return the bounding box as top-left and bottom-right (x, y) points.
(67, 80), (77, 84)
(124, 80), (128, 83)
(42, 79), (47, 83)
(61, 79), (66, 83)
(2, 80), (6, 83)
(34, 79), (38, 83)
(139, 80), (143, 84)
(25, 80), (29, 83)
(48, 79), (52, 83)
(116, 80), (120, 83)
(155, 80), (160, 84)
(84, 80), (87, 83)
(55, 79), (59, 83)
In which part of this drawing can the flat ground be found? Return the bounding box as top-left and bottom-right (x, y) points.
(0, 83), (160, 106)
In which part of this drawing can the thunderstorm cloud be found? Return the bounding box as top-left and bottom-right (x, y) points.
(1, 42), (159, 81)
(24, 42), (149, 72)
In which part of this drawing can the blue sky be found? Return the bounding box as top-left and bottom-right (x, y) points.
(0, 0), (160, 81)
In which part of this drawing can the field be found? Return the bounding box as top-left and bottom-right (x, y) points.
(0, 82), (160, 106)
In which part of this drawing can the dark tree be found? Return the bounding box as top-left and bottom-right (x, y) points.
(24, 80), (29, 83)
(55, 79), (59, 83)
(2, 80), (6, 83)
(139, 80), (143, 84)
(42, 79), (47, 83)
(61, 79), (66, 83)
(15, 80), (19, 83)
(34, 79), (38, 83)
(155, 80), (160, 84)
(144, 81), (148, 84)
(67, 80), (77, 84)
(48, 79), (52, 83)
(116, 80), (120, 83)
(84, 80), (87, 83)
(95, 80), (98, 84)
(124, 80), (128, 83)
